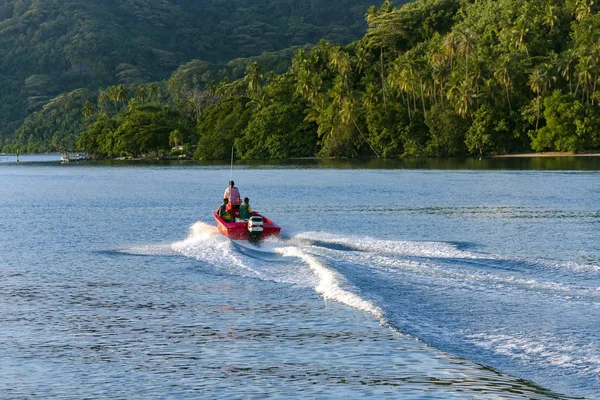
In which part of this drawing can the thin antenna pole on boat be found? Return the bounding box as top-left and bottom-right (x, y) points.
(229, 146), (234, 182)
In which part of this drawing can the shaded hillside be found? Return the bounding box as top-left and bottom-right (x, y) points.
(0, 0), (384, 145)
(76, 0), (600, 159)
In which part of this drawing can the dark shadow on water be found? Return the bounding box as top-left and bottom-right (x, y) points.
(230, 241), (287, 262)
(446, 241), (482, 251)
(298, 239), (364, 252)
(93, 249), (178, 258)
(90, 156), (600, 170)
(361, 156), (600, 170)
(471, 364), (583, 400)
(5, 155), (600, 170)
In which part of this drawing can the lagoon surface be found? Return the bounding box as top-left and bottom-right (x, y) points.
(0, 157), (599, 398)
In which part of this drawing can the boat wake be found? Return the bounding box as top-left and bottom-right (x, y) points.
(119, 221), (600, 398)
(168, 222), (383, 319)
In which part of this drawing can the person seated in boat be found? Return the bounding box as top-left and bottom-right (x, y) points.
(238, 197), (253, 220)
(218, 197), (233, 222)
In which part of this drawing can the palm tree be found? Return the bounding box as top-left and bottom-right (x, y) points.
(115, 84), (129, 104)
(568, 0), (593, 20)
(482, 77), (496, 104)
(470, 58), (486, 108)
(388, 55), (414, 117)
(106, 86), (120, 114)
(558, 50), (577, 94)
(82, 100), (95, 121)
(97, 89), (110, 116)
(246, 88), (270, 111)
(291, 49), (307, 74)
(575, 55), (594, 103)
(399, 54), (417, 108)
(428, 39), (449, 104)
(362, 83), (379, 109)
(442, 33), (459, 69)
(512, 17), (530, 56)
(295, 67), (311, 99)
(591, 45), (600, 102)
(295, 67), (322, 103)
(147, 83), (160, 103)
(542, 5), (558, 32)
(397, 68), (414, 117)
(494, 55), (514, 111)
(169, 129), (183, 149)
(458, 88), (476, 118)
(364, 2), (404, 107)
(446, 73), (462, 108)
(446, 73), (473, 118)
(329, 47), (352, 89)
(457, 29), (477, 92)
(135, 86), (149, 103)
(528, 68), (547, 129)
(304, 94), (335, 142)
(354, 44), (369, 74)
(127, 99), (143, 129)
(343, 97), (381, 157)
(244, 62), (264, 96)
(126, 98), (138, 114)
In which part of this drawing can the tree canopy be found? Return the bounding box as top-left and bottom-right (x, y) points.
(0, 0), (384, 150)
(6, 0), (600, 158)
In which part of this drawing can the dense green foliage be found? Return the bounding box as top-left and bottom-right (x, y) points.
(282, 0), (600, 157)
(0, 0), (380, 151)
(186, 0), (600, 159)
(75, 83), (196, 158)
(3, 88), (93, 153)
(12, 0), (600, 158)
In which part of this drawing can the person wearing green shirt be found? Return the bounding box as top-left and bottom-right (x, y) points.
(239, 197), (253, 220)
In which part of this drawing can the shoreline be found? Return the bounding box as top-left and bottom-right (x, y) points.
(494, 151), (600, 158)
(4, 151), (600, 160)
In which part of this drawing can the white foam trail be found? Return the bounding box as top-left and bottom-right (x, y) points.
(533, 259), (600, 273)
(466, 332), (600, 374)
(187, 221), (219, 240)
(292, 231), (483, 259)
(167, 222), (323, 286)
(171, 221), (263, 278)
(276, 246), (383, 319)
(121, 225), (599, 303)
(309, 243), (600, 300)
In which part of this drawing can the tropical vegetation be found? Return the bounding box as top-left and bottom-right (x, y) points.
(0, 0), (378, 151)
(5, 0), (600, 158)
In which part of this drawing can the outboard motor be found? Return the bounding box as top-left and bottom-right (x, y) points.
(247, 216), (264, 243)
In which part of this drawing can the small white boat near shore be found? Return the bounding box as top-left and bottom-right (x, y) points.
(61, 152), (89, 163)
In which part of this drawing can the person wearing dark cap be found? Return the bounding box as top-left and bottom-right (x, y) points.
(224, 181), (241, 205)
(239, 197), (253, 220)
(224, 180), (241, 218)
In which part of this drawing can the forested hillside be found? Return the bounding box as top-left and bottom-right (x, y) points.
(0, 0), (379, 149)
(7, 0), (600, 158)
(76, 0), (600, 159)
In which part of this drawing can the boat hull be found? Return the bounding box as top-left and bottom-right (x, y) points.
(213, 211), (281, 240)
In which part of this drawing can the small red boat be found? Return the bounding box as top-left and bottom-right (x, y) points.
(213, 211), (281, 242)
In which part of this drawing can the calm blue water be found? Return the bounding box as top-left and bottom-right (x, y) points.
(1, 157), (599, 398)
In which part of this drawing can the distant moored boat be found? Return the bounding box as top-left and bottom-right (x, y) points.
(61, 152), (89, 163)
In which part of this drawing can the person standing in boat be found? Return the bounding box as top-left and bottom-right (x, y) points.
(224, 180), (241, 218)
(224, 181), (241, 204)
(238, 197), (253, 220)
(218, 197), (233, 222)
